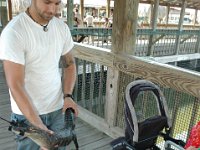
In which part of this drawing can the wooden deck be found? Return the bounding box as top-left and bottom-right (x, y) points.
(0, 63), (113, 150)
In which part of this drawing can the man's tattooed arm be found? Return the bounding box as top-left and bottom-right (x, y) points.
(61, 51), (76, 94)
(61, 52), (75, 68)
(61, 51), (78, 116)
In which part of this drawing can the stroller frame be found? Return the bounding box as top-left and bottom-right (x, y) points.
(125, 80), (171, 143)
(111, 80), (185, 150)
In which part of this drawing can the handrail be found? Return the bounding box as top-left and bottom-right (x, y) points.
(73, 42), (200, 98)
(71, 28), (200, 36)
(73, 42), (200, 140)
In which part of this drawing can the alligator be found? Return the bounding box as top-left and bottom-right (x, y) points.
(8, 108), (79, 150)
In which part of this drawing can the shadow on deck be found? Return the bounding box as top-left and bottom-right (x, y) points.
(0, 64), (113, 150)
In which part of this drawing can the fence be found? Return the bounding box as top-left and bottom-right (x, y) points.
(72, 43), (200, 148)
(71, 28), (200, 57)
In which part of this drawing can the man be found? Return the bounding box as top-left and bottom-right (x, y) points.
(0, 0), (78, 149)
(74, 8), (83, 27)
(84, 12), (94, 27)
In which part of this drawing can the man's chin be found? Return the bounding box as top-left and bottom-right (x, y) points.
(45, 16), (53, 21)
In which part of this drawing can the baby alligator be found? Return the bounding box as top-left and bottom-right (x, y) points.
(9, 108), (79, 150)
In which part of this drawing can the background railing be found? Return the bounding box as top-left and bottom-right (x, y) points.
(71, 28), (200, 57)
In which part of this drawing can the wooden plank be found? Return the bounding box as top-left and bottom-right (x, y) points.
(114, 54), (200, 98)
(78, 106), (124, 138)
(0, 142), (16, 150)
(73, 43), (113, 67)
(79, 132), (108, 147)
(89, 63), (95, 112)
(66, 0), (73, 29)
(105, 69), (119, 126)
(81, 60), (86, 107)
(151, 53), (200, 63)
(174, 0), (187, 55)
(7, 0), (12, 21)
(78, 129), (100, 140)
(74, 44), (200, 98)
(81, 136), (113, 150)
(96, 144), (113, 150)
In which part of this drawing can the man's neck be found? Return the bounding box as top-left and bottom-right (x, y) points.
(26, 7), (50, 32)
(27, 7), (49, 25)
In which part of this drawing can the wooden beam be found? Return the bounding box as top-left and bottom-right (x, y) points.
(195, 9), (200, 53)
(105, 0), (139, 128)
(80, 0), (84, 21)
(194, 9), (198, 25)
(114, 54), (200, 98)
(73, 43), (113, 67)
(73, 43), (200, 98)
(195, 31), (200, 53)
(166, 4), (170, 26)
(139, 0), (200, 10)
(174, 0), (187, 55)
(104, 68), (119, 126)
(7, 0), (12, 21)
(106, 0), (110, 18)
(147, 0), (160, 56)
(180, 35), (193, 44)
(78, 106), (124, 138)
(152, 34), (165, 45)
(112, 0), (139, 55)
(0, 0), (8, 27)
(67, 0), (74, 29)
(151, 0), (159, 29)
(148, 53), (200, 63)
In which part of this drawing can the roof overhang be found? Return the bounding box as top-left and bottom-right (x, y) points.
(140, 0), (200, 10)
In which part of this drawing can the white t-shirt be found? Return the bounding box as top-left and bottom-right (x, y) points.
(0, 12), (74, 115)
(84, 15), (94, 27)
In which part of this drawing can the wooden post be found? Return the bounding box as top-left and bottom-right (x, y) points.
(195, 31), (200, 53)
(111, 0), (139, 55)
(166, 4), (170, 27)
(194, 9), (198, 26)
(106, 0), (110, 18)
(147, 0), (159, 56)
(0, 0), (2, 27)
(150, 0), (159, 29)
(80, 0), (84, 21)
(105, 0), (139, 127)
(192, 8), (198, 70)
(0, 0), (8, 28)
(194, 9), (200, 53)
(150, 2), (154, 28)
(67, 0), (74, 29)
(97, 8), (100, 18)
(195, 20), (200, 53)
(174, 0), (186, 55)
(7, 0), (12, 21)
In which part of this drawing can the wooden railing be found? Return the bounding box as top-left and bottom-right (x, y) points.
(71, 28), (200, 58)
(73, 43), (200, 144)
(83, 21), (200, 29)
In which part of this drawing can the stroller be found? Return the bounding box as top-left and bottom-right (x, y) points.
(111, 80), (185, 150)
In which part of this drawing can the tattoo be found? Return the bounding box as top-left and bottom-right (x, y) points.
(61, 54), (75, 68)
